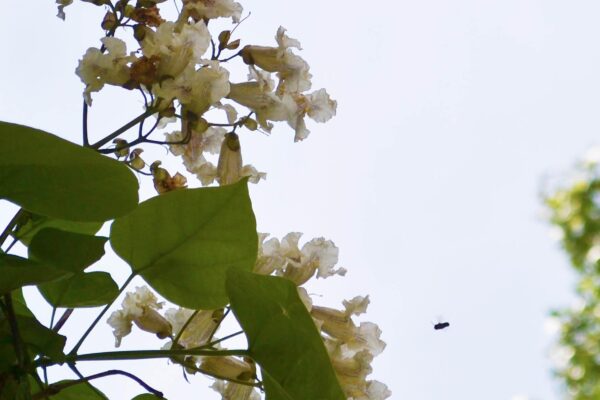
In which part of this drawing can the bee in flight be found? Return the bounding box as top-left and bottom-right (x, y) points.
(433, 321), (450, 330)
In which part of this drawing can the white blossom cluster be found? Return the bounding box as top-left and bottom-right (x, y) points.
(71, 0), (336, 188)
(254, 233), (390, 400)
(70, 0), (387, 398)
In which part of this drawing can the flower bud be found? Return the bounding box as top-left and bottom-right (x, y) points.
(113, 139), (130, 158)
(199, 356), (255, 381)
(218, 30), (232, 51)
(101, 11), (118, 31)
(243, 118), (258, 131)
(133, 307), (173, 339)
(216, 132), (242, 186)
(129, 149), (145, 170)
(226, 39), (241, 50)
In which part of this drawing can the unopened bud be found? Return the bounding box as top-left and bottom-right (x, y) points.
(226, 39), (241, 50)
(129, 148), (145, 170)
(133, 307), (172, 339)
(243, 118), (258, 131)
(113, 139), (130, 158)
(199, 356), (255, 381)
(101, 11), (118, 30)
(217, 133), (242, 186)
(218, 30), (231, 51)
(134, 24), (147, 41)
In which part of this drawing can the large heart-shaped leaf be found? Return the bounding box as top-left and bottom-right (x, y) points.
(0, 255), (70, 294)
(38, 272), (119, 308)
(111, 180), (257, 309)
(0, 121), (138, 221)
(29, 228), (107, 273)
(226, 270), (345, 400)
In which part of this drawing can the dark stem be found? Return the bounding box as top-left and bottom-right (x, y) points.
(0, 295), (26, 368)
(91, 110), (155, 150)
(69, 273), (136, 354)
(82, 101), (89, 147)
(33, 369), (164, 399)
(171, 309), (200, 348)
(52, 308), (73, 333)
(0, 209), (25, 249)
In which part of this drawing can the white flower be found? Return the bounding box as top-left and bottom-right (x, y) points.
(142, 21), (211, 78)
(164, 308), (220, 348)
(107, 286), (172, 347)
(154, 64), (230, 115)
(211, 380), (261, 400)
(240, 27), (312, 93)
(240, 165), (267, 184)
(183, 0), (243, 23)
(76, 37), (134, 105)
(282, 235), (346, 285)
(311, 299), (386, 356)
(166, 126), (226, 171)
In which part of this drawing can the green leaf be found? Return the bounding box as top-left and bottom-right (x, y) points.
(0, 121), (138, 221)
(111, 180), (257, 309)
(12, 289), (33, 317)
(0, 314), (66, 369)
(226, 270), (345, 400)
(131, 395), (166, 400)
(14, 213), (103, 246)
(29, 228), (107, 273)
(38, 272), (119, 308)
(31, 381), (108, 400)
(0, 255), (70, 294)
(0, 374), (31, 400)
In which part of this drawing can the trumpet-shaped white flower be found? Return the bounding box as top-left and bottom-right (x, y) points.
(154, 63), (230, 115)
(211, 380), (261, 400)
(164, 308), (220, 348)
(183, 0), (243, 23)
(76, 37), (134, 105)
(107, 286), (172, 347)
(241, 27), (312, 93)
(142, 21), (211, 78)
(312, 297), (386, 357)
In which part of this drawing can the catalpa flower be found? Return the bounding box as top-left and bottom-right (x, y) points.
(107, 286), (172, 347)
(183, 0), (243, 23)
(76, 37), (135, 105)
(241, 26), (312, 93)
(153, 63), (230, 115)
(141, 21), (210, 79)
(164, 308), (221, 349)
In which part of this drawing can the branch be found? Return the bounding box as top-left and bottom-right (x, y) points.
(91, 110), (155, 150)
(32, 369), (164, 400)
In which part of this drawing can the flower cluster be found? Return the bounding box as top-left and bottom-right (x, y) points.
(68, 0), (388, 398)
(71, 0), (336, 189)
(254, 233), (390, 400)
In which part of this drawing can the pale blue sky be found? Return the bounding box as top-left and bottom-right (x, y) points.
(2, 1), (600, 399)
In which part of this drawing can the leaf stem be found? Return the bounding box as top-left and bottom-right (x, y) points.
(0, 209), (25, 249)
(33, 348), (249, 368)
(32, 369), (164, 400)
(69, 273), (136, 354)
(91, 110), (156, 150)
(0, 294), (26, 368)
(171, 309), (200, 348)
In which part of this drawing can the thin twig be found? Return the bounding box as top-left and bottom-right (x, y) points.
(69, 273), (136, 354)
(52, 308), (73, 333)
(32, 369), (164, 400)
